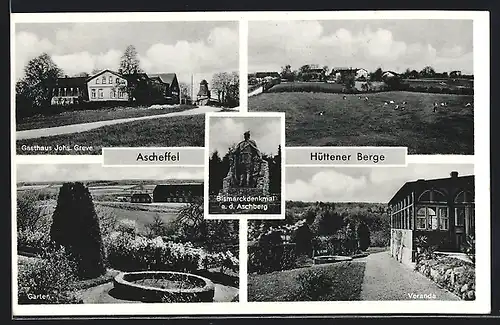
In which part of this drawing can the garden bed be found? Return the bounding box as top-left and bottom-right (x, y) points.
(415, 256), (475, 300)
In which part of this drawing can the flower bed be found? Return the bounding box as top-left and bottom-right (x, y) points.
(415, 256), (475, 300)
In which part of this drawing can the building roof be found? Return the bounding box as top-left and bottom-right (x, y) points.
(53, 77), (87, 88)
(87, 69), (124, 82)
(388, 173), (474, 205)
(123, 73), (150, 84)
(155, 182), (204, 187)
(255, 72), (280, 78)
(149, 73), (177, 85)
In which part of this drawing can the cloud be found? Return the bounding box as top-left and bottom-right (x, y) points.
(249, 21), (473, 74)
(286, 164), (474, 203)
(209, 117), (282, 157)
(15, 25), (239, 82)
(15, 32), (54, 79)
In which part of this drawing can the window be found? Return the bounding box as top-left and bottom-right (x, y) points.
(102, 76), (106, 84)
(98, 89), (103, 98)
(96, 78), (100, 84)
(455, 191), (474, 203)
(118, 90), (124, 98)
(116, 78), (120, 84)
(439, 207), (449, 230)
(416, 208), (427, 229)
(109, 76), (113, 84)
(418, 189), (446, 202)
(455, 208), (465, 226)
(111, 90), (115, 98)
(91, 89), (96, 99)
(428, 207), (438, 230)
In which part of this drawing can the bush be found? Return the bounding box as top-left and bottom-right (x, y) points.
(50, 182), (106, 279)
(356, 221), (370, 251)
(18, 247), (82, 304)
(294, 268), (333, 301)
(248, 243), (297, 274)
(105, 232), (210, 272)
(370, 230), (390, 247)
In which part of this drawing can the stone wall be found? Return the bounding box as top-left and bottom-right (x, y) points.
(415, 256), (475, 300)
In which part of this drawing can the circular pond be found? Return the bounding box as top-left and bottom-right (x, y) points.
(113, 271), (215, 302)
(313, 255), (353, 265)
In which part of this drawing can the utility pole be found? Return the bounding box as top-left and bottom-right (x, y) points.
(191, 74), (194, 105)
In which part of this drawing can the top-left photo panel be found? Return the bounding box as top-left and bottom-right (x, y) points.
(13, 19), (240, 155)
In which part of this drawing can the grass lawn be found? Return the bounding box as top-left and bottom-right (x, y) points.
(16, 114), (205, 155)
(249, 91), (473, 154)
(248, 261), (366, 301)
(268, 82), (344, 93)
(17, 105), (195, 131)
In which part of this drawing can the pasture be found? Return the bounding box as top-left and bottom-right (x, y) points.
(16, 114), (205, 155)
(402, 78), (473, 90)
(268, 82), (344, 93)
(17, 105), (194, 131)
(249, 91), (474, 154)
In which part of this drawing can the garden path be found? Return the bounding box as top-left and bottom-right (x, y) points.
(17, 106), (223, 140)
(79, 282), (238, 303)
(360, 251), (460, 301)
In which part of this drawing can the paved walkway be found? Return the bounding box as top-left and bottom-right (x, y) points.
(80, 282), (238, 303)
(17, 106), (222, 140)
(360, 251), (460, 301)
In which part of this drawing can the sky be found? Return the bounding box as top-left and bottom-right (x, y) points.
(249, 20), (473, 74)
(208, 116), (282, 157)
(16, 164), (204, 183)
(14, 21), (239, 87)
(286, 164), (474, 203)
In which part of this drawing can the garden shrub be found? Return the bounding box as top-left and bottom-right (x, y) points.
(294, 268), (333, 301)
(356, 221), (370, 251)
(370, 230), (390, 247)
(105, 232), (223, 273)
(18, 247), (82, 304)
(248, 242), (297, 274)
(50, 182), (106, 279)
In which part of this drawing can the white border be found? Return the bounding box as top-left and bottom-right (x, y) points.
(101, 147), (205, 167)
(203, 111), (286, 220)
(11, 10), (490, 316)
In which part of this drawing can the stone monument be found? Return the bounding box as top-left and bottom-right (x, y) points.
(220, 131), (269, 196)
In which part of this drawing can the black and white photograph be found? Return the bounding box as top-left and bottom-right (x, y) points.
(14, 20), (240, 155)
(248, 164), (475, 302)
(205, 113), (285, 217)
(15, 164), (239, 304)
(248, 20), (474, 154)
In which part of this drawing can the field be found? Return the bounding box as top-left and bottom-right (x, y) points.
(268, 82), (345, 93)
(249, 91), (474, 154)
(16, 114), (205, 155)
(402, 78), (473, 90)
(17, 105), (194, 131)
(248, 261), (366, 301)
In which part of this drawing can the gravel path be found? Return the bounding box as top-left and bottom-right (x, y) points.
(16, 106), (222, 140)
(80, 281), (238, 303)
(360, 251), (460, 301)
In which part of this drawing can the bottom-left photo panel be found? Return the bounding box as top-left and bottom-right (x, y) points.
(14, 164), (239, 304)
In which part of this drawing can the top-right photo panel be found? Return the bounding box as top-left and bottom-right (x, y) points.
(248, 20), (474, 155)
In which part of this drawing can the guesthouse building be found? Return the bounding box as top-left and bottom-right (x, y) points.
(87, 69), (129, 102)
(130, 193), (153, 203)
(50, 76), (89, 105)
(388, 171), (474, 266)
(153, 182), (204, 203)
(148, 73), (180, 104)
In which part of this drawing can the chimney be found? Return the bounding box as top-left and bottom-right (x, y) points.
(450, 171), (459, 178)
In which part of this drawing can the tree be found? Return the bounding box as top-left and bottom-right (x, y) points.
(268, 145), (282, 195)
(179, 82), (192, 103)
(211, 72), (239, 107)
(208, 150), (224, 194)
(419, 66), (435, 78)
(17, 190), (47, 233)
(343, 72), (356, 90)
(146, 214), (168, 238)
(16, 53), (63, 117)
(50, 182), (106, 279)
(297, 64), (311, 81)
(118, 45), (143, 75)
(74, 72), (90, 77)
(356, 221), (371, 251)
(344, 221), (358, 254)
(369, 67), (383, 82)
(280, 64), (295, 82)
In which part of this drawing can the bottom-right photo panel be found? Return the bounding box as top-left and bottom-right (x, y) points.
(247, 164), (475, 302)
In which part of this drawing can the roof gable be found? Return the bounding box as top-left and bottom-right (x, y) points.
(87, 69), (124, 82)
(149, 73), (177, 85)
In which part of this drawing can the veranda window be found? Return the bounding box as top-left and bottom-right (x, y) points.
(439, 207), (449, 230)
(416, 208), (427, 229)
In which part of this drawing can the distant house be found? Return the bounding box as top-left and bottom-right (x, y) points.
(153, 182), (203, 203)
(355, 68), (369, 81)
(130, 193), (152, 203)
(302, 68), (326, 82)
(87, 69), (129, 102)
(255, 72), (280, 80)
(450, 70), (462, 78)
(330, 67), (357, 83)
(382, 71), (400, 80)
(51, 76), (88, 105)
(388, 171), (474, 266)
(148, 73), (180, 104)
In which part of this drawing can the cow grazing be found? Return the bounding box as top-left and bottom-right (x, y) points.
(383, 102), (388, 106)
(394, 105), (399, 110)
(343, 96), (347, 100)
(389, 100), (395, 104)
(402, 101), (407, 104)
(433, 102), (438, 112)
(358, 96), (362, 100)
(364, 97), (369, 101)
(465, 102), (472, 107)
(318, 111), (325, 116)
